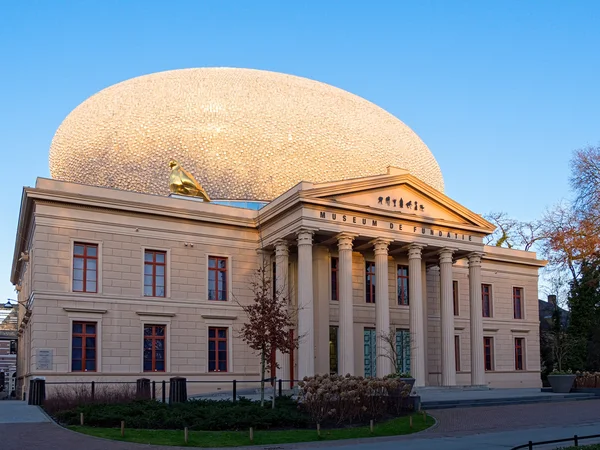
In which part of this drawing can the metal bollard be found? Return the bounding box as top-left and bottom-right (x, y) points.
(162, 380), (166, 403)
(278, 378), (282, 397)
(233, 379), (237, 402)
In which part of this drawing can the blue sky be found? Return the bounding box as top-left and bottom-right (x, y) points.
(0, 0), (599, 302)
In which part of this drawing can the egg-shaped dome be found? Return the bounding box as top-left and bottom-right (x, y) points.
(49, 68), (444, 200)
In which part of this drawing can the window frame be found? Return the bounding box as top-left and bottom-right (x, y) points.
(481, 283), (493, 318)
(143, 324), (167, 373)
(207, 255), (231, 302)
(67, 312), (104, 372)
(365, 261), (376, 304)
(515, 337), (525, 370)
(454, 335), (460, 372)
(72, 242), (99, 293)
(331, 257), (339, 301)
(397, 265), (409, 306)
(453, 280), (459, 316)
(208, 326), (229, 373)
(484, 336), (494, 371)
(71, 321), (97, 372)
(143, 249), (167, 298)
(513, 286), (524, 319)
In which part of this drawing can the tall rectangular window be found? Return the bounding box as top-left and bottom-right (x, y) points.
(515, 338), (524, 370)
(484, 336), (494, 371)
(143, 325), (166, 372)
(208, 327), (228, 372)
(331, 257), (339, 301)
(208, 256), (228, 301)
(144, 250), (166, 297)
(453, 280), (459, 316)
(513, 287), (523, 319)
(397, 265), (409, 305)
(72, 321), (96, 372)
(454, 335), (460, 371)
(9, 340), (17, 354)
(482, 284), (492, 318)
(329, 326), (338, 374)
(73, 243), (98, 293)
(366, 261), (376, 303)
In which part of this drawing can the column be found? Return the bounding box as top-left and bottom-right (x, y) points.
(297, 229), (315, 379)
(337, 233), (356, 375)
(468, 252), (485, 386)
(408, 244), (426, 387)
(274, 240), (290, 387)
(439, 248), (456, 386)
(374, 238), (392, 377)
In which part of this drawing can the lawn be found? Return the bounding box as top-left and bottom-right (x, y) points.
(69, 413), (435, 447)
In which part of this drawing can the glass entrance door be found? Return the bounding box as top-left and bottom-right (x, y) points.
(364, 328), (377, 377)
(396, 329), (411, 374)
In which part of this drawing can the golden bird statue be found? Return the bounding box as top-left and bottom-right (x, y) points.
(168, 160), (211, 202)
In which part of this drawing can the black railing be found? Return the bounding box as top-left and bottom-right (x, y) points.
(44, 377), (296, 403)
(511, 433), (600, 450)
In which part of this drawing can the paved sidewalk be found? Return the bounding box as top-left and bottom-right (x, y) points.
(0, 400), (50, 424)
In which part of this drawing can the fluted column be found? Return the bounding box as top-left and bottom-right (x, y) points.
(468, 252), (485, 386)
(374, 239), (392, 377)
(408, 244), (426, 387)
(337, 233), (356, 375)
(275, 240), (290, 387)
(439, 248), (456, 386)
(297, 229), (315, 379)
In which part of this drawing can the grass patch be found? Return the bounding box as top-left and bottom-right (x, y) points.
(69, 413), (434, 447)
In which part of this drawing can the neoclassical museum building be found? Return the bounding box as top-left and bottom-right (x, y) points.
(10, 68), (545, 397)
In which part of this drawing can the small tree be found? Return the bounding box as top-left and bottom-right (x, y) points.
(542, 302), (575, 372)
(238, 256), (298, 406)
(379, 328), (411, 376)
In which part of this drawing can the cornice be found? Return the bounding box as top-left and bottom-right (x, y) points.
(28, 189), (257, 229)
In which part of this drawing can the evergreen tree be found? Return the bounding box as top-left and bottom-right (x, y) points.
(567, 259), (600, 371)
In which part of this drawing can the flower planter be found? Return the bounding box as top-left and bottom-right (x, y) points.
(548, 374), (576, 393)
(400, 377), (416, 394)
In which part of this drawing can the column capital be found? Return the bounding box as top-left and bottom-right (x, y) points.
(372, 238), (392, 256)
(336, 232), (357, 251)
(438, 247), (455, 265)
(467, 252), (485, 267)
(274, 240), (289, 256)
(297, 228), (315, 246)
(408, 243), (425, 260)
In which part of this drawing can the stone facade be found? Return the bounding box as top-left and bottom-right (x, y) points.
(10, 169), (545, 398)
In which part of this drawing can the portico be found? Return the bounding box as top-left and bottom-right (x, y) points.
(258, 168), (500, 387)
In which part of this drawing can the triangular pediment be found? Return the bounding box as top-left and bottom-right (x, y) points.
(302, 172), (495, 233)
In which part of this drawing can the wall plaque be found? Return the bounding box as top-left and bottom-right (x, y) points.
(36, 349), (53, 370)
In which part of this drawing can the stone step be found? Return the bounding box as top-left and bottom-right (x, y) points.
(422, 393), (596, 410)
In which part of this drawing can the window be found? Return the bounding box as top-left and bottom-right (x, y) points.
(366, 262), (376, 303)
(72, 321), (96, 372)
(73, 243), (98, 293)
(272, 261), (277, 300)
(329, 326), (338, 374)
(482, 284), (492, 318)
(9, 340), (16, 355)
(453, 280), (459, 316)
(396, 329), (411, 374)
(454, 335), (460, 371)
(143, 325), (166, 372)
(208, 256), (228, 301)
(208, 327), (228, 372)
(515, 338), (524, 370)
(144, 250), (166, 297)
(331, 257), (339, 301)
(513, 287), (523, 319)
(484, 337), (494, 371)
(397, 265), (409, 305)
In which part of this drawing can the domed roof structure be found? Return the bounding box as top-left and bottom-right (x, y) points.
(49, 68), (444, 200)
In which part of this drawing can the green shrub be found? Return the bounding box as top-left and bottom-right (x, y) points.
(50, 396), (311, 431)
